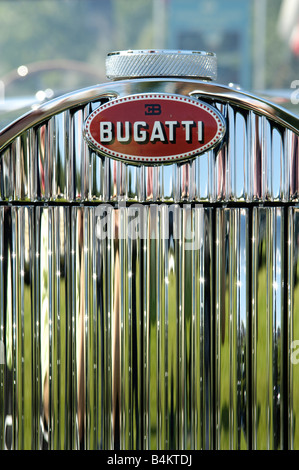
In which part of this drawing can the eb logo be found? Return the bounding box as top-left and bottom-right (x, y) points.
(145, 103), (162, 115)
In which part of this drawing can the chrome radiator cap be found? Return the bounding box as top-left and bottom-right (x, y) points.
(106, 49), (217, 81)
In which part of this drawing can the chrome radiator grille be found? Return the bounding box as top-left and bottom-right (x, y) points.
(1, 87), (299, 204)
(0, 79), (299, 450)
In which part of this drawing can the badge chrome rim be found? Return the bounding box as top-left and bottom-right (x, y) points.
(84, 93), (226, 165)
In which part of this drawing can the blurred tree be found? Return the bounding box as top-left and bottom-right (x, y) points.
(264, 0), (295, 89)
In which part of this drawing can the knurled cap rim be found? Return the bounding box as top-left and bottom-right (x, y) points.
(106, 49), (217, 81)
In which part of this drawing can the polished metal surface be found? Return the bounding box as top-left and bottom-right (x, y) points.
(0, 203), (298, 449)
(1, 79), (299, 151)
(215, 208), (250, 449)
(1, 75), (299, 449)
(105, 50), (217, 81)
(1, 79), (299, 203)
(252, 207), (285, 449)
(288, 208), (299, 450)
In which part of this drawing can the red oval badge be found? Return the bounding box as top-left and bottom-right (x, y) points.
(84, 93), (225, 164)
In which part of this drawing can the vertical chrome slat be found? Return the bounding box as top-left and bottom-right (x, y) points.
(82, 105), (93, 201)
(191, 207), (201, 449)
(38, 207), (52, 448)
(167, 205), (180, 449)
(36, 206), (71, 449)
(106, 206), (114, 449)
(283, 129), (291, 202)
(235, 111), (249, 200)
(104, 155), (114, 202)
(36, 124), (49, 200)
(237, 209), (250, 448)
(189, 159), (197, 200)
(252, 207), (266, 449)
(126, 204), (143, 448)
(271, 209), (285, 449)
(46, 120), (54, 201)
(179, 162), (191, 201)
(196, 151), (209, 201)
(289, 133), (299, 200)
(90, 151), (104, 201)
(0, 207), (4, 448)
(182, 207), (190, 449)
(163, 204), (180, 449)
(62, 110), (72, 202)
(11, 207), (18, 449)
(71, 110), (85, 201)
(110, 207), (118, 448)
(72, 204), (101, 448)
(181, 204), (207, 448)
(118, 204), (127, 449)
(53, 114), (68, 200)
(261, 117), (269, 201)
(264, 119), (272, 200)
(1, 208), (13, 449)
(252, 207), (284, 449)
(95, 202), (111, 448)
(108, 160), (127, 202)
(18, 207), (34, 449)
(248, 112), (263, 201)
(203, 209), (213, 449)
(15, 138), (21, 200)
(288, 207), (299, 449)
(34, 208), (41, 448)
(86, 207), (96, 449)
(189, 207), (213, 449)
(17, 134), (30, 200)
(94, 206), (105, 450)
(147, 205), (160, 448)
(1, 146), (13, 201)
(143, 205), (150, 449)
(83, 206), (93, 449)
(216, 208), (249, 449)
(181, 159), (192, 201)
(110, 206), (129, 449)
(11, 206), (35, 449)
(227, 106), (235, 200)
(271, 127), (284, 201)
(159, 205), (169, 449)
(162, 165), (174, 201)
(51, 207), (70, 449)
(62, 206), (72, 449)
(71, 206), (86, 448)
(47, 208), (54, 448)
(214, 103), (227, 202)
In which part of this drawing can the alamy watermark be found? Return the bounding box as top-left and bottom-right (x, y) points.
(95, 202), (204, 251)
(291, 340), (299, 365)
(290, 80), (299, 104)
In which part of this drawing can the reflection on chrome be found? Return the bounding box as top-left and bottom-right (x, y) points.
(1, 80), (299, 203)
(0, 203), (296, 449)
(252, 208), (284, 450)
(215, 208), (249, 449)
(0, 79), (299, 449)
